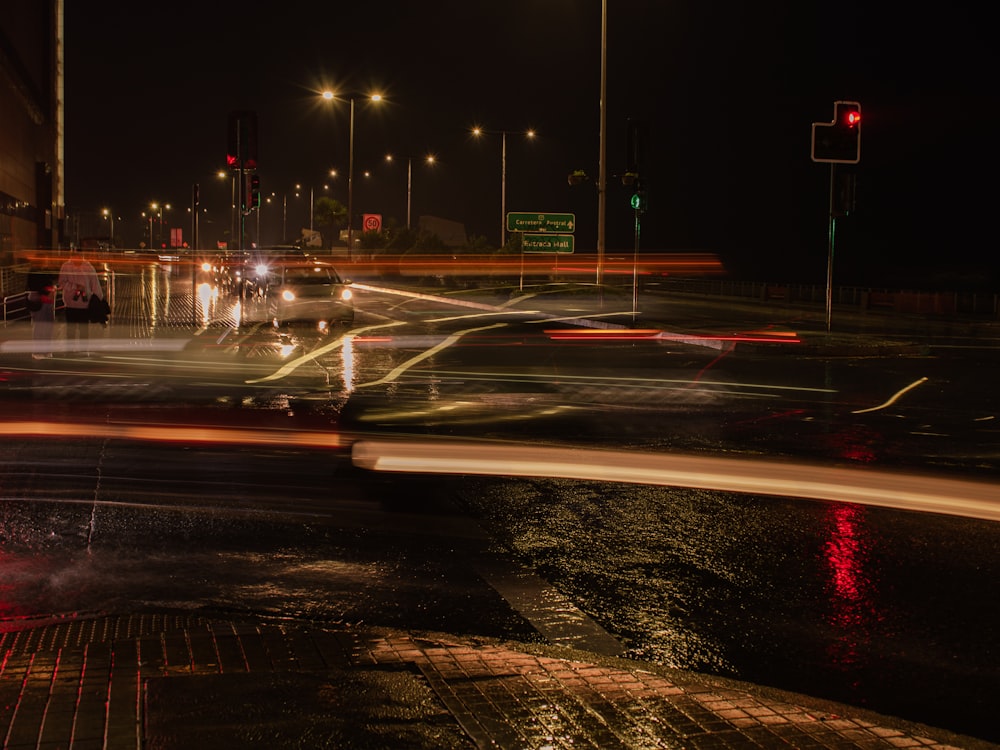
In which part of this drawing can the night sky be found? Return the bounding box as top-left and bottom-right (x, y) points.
(64, 1), (999, 288)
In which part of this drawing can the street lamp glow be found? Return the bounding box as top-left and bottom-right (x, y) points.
(472, 127), (536, 247)
(386, 153), (436, 230)
(101, 208), (114, 246)
(149, 202), (171, 247)
(319, 90), (384, 257)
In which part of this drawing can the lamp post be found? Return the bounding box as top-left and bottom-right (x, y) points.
(216, 170), (235, 250)
(321, 90), (383, 259)
(150, 202), (171, 248)
(472, 127), (535, 248)
(101, 208), (114, 247)
(597, 0), (608, 285)
(386, 154), (435, 230)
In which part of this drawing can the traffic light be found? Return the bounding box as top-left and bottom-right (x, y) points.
(248, 174), (260, 210)
(811, 101), (861, 164)
(227, 110), (259, 171)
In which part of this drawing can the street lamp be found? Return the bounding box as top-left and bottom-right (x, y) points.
(385, 153), (435, 230)
(150, 202), (171, 247)
(320, 90), (383, 258)
(472, 126), (535, 248)
(101, 208), (114, 247)
(217, 170), (235, 250)
(291, 173), (336, 237)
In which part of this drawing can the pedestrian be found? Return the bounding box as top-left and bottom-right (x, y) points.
(26, 268), (56, 359)
(58, 249), (106, 353)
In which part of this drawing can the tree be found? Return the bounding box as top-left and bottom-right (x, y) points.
(313, 196), (348, 249)
(358, 229), (388, 250)
(466, 234), (493, 252)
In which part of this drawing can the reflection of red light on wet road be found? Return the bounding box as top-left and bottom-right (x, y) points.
(823, 504), (878, 670)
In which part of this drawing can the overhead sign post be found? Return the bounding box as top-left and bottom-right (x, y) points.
(507, 212), (576, 290)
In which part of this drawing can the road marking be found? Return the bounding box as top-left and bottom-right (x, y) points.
(477, 560), (625, 657)
(355, 323), (507, 389)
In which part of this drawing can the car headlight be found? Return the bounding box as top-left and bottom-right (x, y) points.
(341, 288), (353, 301)
(281, 289), (296, 302)
(255, 264), (269, 276)
(201, 262), (213, 272)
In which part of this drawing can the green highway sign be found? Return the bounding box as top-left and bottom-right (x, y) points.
(507, 212), (576, 233)
(522, 233), (574, 253)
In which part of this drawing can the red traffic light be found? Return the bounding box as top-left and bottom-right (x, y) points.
(811, 101), (862, 164)
(835, 102), (861, 129)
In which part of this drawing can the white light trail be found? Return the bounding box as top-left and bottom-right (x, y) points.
(352, 439), (1000, 523)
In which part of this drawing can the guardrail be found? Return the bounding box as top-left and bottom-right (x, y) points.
(1, 263), (103, 325)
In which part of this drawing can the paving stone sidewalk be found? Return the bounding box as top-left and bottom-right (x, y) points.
(0, 612), (993, 749)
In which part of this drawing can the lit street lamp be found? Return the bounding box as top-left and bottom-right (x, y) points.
(217, 170), (236, 250)
(101, 208), (114, 247)
(472, 126), (535, 248)
(321, 90), (383, 258)
(385, 153), (435, 230)
(150, 202), (171, 248)
(292, 173), (336, 236)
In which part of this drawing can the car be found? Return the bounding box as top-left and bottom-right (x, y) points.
(194, 251), (233, 288)
(231, 246), (316, 299)
(265, 261), (354, 331)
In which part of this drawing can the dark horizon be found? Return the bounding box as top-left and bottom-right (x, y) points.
(64, 1), (999, 289)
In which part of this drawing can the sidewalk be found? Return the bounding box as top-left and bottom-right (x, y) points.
(0, 612), (993, 749)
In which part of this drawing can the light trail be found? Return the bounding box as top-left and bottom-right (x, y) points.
(416, 368), (836, 395)
(352, 439), (1000, 523)
(851, 377), (929, 414)
(0, 420), (345, 449)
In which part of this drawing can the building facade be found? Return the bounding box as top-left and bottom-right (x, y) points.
(0, 0), (63, 264)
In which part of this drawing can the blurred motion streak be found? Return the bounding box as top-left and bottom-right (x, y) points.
(341, 252), (725, 280)
(0, 420), (344, 449)
(15, 251), (724, 284)
(852, 377), (929, 414)
(352, 440), (1000, 523)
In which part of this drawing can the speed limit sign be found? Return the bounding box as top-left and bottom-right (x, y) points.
(362, 214), (382, 232)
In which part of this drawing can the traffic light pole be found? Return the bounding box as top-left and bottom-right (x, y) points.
(811, 101), (861, 334)
(824, 164), (837, 333)
(238, 167), (246, 254)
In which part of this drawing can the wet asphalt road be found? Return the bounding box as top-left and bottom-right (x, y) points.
(0, 268), (998, 743)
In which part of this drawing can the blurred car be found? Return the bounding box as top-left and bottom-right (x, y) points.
(231, 246), (314, 299)
(194, 252), (232, 288)
(265, 261), (354, 332)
